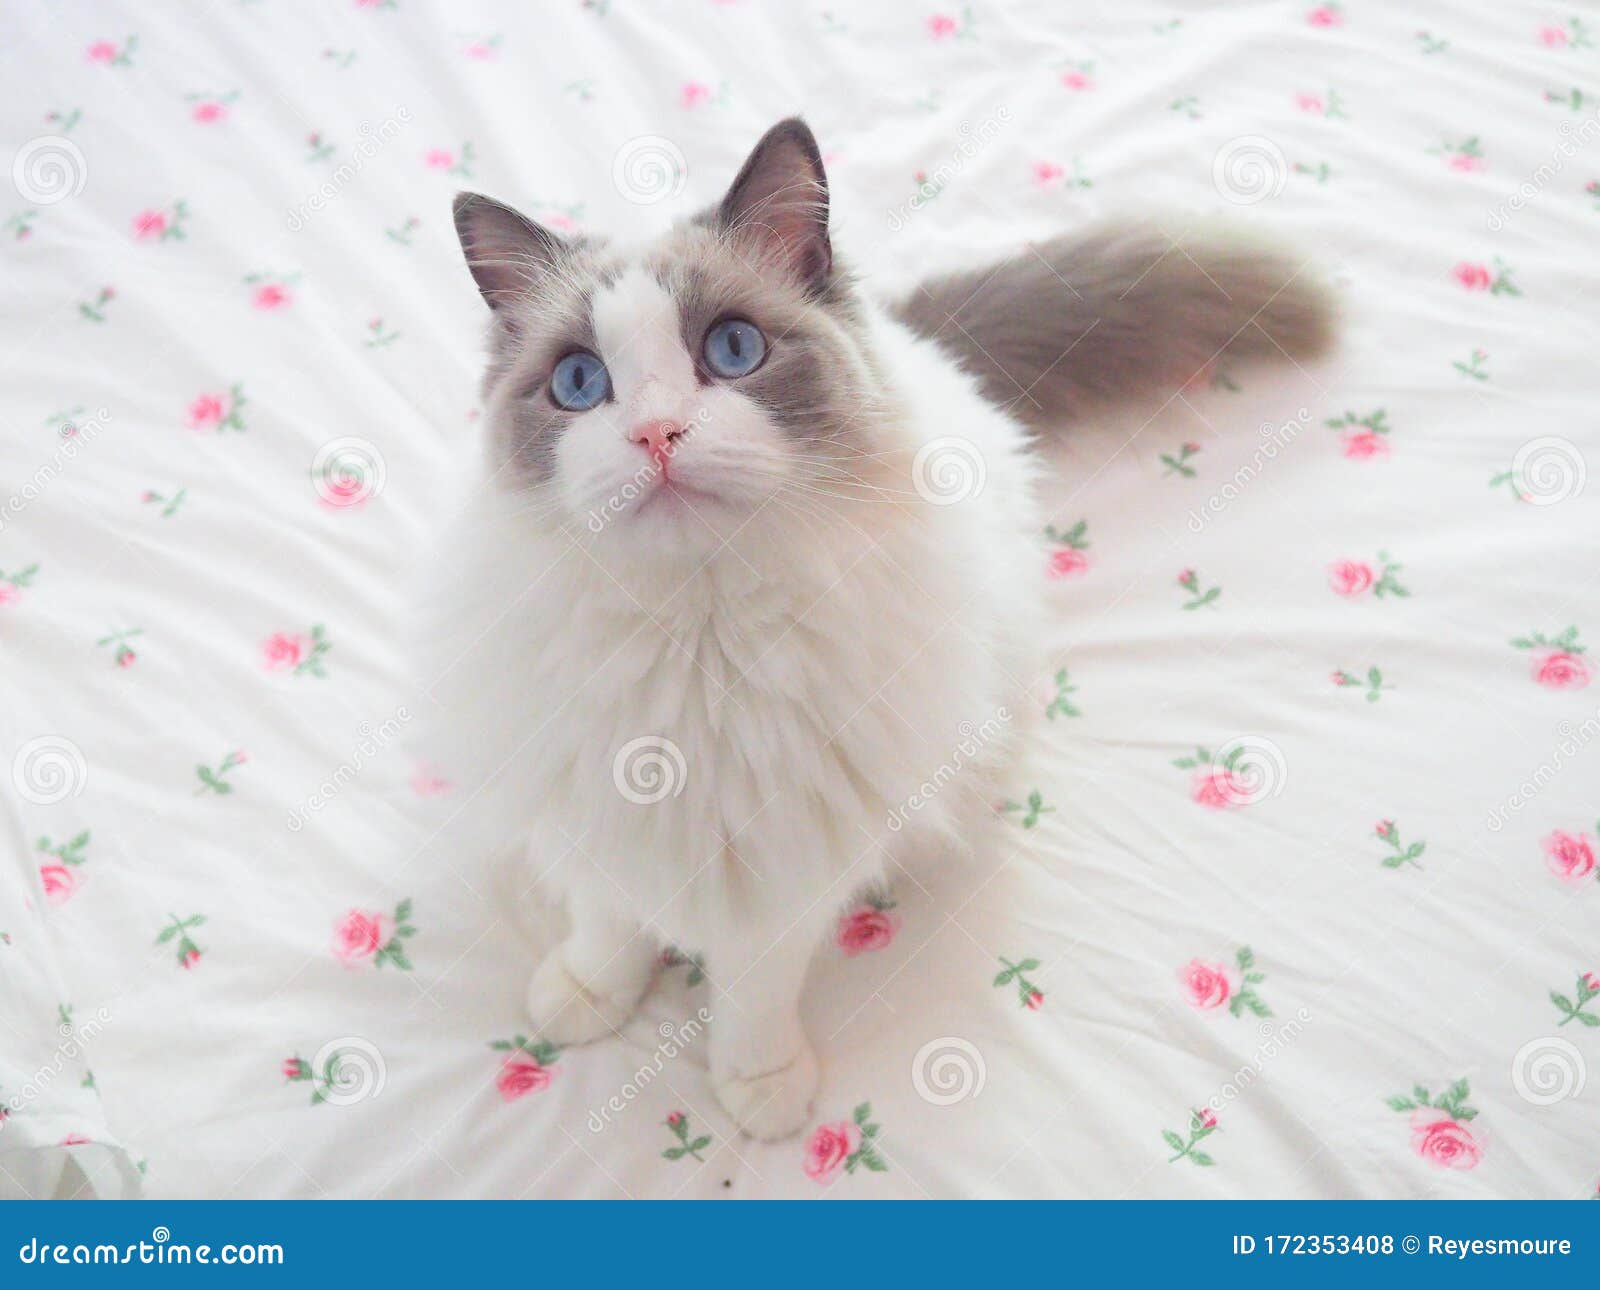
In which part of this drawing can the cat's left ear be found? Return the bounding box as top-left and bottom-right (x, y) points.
(453, 192), (567, 313)
(718, 118), (831, 294)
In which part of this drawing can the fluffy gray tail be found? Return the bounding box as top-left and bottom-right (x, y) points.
(889, 222), (1335, 429)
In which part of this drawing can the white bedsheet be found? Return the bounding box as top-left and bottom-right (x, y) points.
(3, 0), (1598, 1199)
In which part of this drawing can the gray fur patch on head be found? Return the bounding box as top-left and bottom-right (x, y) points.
(483, 239), (622, 484)
(647, 223), (872, 448)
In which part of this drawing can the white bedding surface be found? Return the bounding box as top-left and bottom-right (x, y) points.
(3, 0), (1598, 1199)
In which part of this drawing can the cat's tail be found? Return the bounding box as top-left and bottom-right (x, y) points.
(887, 221), (1335, 429)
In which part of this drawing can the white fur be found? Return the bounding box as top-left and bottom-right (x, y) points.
(420, 274), (1045, 1138)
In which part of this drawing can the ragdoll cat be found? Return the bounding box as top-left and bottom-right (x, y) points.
(432, 118), (1332, 1139)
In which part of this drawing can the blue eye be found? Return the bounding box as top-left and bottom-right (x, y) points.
(703, 318), (767, 378)
(549, 350), (611, 410)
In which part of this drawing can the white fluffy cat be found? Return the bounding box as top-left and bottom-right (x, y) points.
(423, 119), (1331, 1138)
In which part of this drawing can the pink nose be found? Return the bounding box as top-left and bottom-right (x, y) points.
(630, 419), (684, 461)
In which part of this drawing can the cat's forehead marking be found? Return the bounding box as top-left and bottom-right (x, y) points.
(592, 264), (694, 401)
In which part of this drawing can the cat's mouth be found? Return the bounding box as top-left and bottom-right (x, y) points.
(633, 474), (723, 515)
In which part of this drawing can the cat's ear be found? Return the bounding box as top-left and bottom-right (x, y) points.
(453, 192), (566, 311)
(718, 118), (831, 293)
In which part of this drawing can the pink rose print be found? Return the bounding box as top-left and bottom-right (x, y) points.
(0, 584), (20, 608)
(1161, 441), (1201, 476)
(488, 1036), (561, 1101)
(496, 1057), (553, 1101)
(252, 282), (291, 310)
(1295, 92), (1324, 113)
(680, 82), (713, 109)
(1044, 667), (1080, 719)
(1163, 1108), (1220, 1166)
(1032, 160), (1065, 187)
(994, 955), (1044, 1009)
(1327, 408), (1391, 458)
(1550, 971), (1599, 1026)
(261, 624), (330, 677)
(1191, 766), (1246, 810)
(1061, 69), (1093, 91)
(927, 14), (957, 40)
(60, 1134), (92, 1147)
(1044, 520), (1091, 578)
(804, 1103), (885, 1182)
(1540, 26), (1569, 47)
(1373, 819), (1426, 869)
(1306, 4), (1343, 27)
(332, 899), (415, 969)
(1343, 429), (1388, 459)
(424, 148), (455, 170)
(87, 41), (118, 63)
(836, 901), (899, 956)
(1328, 560), (1374, 596)
(282, 1057), (308, 1081)
(1331, 665), (1389, 702)
(1542, 830), (1597, 883)
(133, 210), (166, 240)
(1049, 548), (1088, 577)
(1176, 568), (1222, 610)
(1387, 1079), (1481, 1169)
(196, 749), (246, 795)
(156, 913), (205, 969)
(87, 37), (135, 67)
(1180, 959), (1233, 1009)
(1173, 746), (1258, 809)
(662, 1110), (712, 1163)
(186, 383), (246, 432)
(1534, 651), (1590, 689)
(191, 101), (227, 125)
(262, 632), (308, 671)
(1412, 1116), (1482, 1170)
(1183, 946), (1270, 1017)
(1453, 258), (1519, 295)
(333, 910), (389, 965)
(40, 863), (78, 905)
(804, 1121), (859, 1183)
(1513, 627), (1589, 688)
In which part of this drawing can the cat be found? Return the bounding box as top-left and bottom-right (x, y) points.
(427, 117), (1333, 1139)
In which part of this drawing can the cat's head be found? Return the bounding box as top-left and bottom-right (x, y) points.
(453, 118), (885, 558)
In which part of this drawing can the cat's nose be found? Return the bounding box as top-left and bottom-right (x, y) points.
(630, 419), (684, 463)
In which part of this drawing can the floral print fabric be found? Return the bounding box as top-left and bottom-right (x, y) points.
(2, 1), (1596, 1200)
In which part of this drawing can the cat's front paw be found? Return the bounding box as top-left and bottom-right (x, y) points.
(525, 952), (641, 1047)
(712, 1043), (819, 1141)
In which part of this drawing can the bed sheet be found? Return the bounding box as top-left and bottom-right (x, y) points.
(2, 0), (1597, 1199)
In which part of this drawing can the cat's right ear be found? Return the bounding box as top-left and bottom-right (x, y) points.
(453, 192), (565, 312)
